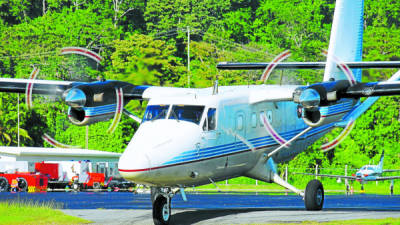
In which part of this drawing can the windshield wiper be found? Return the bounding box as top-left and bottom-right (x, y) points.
(170, 109), (180, 122)
(151, 109), (167, 122)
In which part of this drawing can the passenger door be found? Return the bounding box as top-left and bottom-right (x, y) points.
(201, 108), (219, 156)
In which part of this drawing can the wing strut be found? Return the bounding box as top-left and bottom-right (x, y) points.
(266, 126), (312, 159)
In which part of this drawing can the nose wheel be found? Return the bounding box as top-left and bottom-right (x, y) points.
(153, 196), (171, 225)
(152, 187), (172, 225)
(304, 179), (324, 210)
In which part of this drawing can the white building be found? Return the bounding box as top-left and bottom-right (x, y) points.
(0, 147), (122, 180)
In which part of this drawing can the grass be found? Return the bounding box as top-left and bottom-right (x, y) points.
(0, 201), (91, 225)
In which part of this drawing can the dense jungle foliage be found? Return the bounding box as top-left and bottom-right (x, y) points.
(0, 0), (400, 177)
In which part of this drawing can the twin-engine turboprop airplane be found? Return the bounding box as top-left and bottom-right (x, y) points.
(299, 150), (400, 184)
(2, 0), (400, 224)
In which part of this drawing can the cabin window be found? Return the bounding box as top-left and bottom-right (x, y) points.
(251, 112), (257, 128)
(142, 105), (170, 122)
(259, 111), (264, 127)
(169, 105), (205, 125)
(267, 110), (273, 123)
(236, 115), (243, 130)
(203, 108), (217, 131)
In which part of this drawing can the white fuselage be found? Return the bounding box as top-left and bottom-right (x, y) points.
(118, 85), (355, 187)
(355, 165), (382, 181)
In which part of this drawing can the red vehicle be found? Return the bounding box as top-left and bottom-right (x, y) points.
(0, 172), (48, 192)
(0, 161), (133, 192)
(35, 162), (105, 190)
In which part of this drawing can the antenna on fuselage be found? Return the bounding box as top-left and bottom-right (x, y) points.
(212, 74), (219, 95)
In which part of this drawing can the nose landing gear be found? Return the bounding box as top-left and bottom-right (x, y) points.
(151, 187), (172, 225)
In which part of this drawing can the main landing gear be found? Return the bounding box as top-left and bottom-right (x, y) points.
(151, 187), (172, 225)
(273, 174), (324, 211)
(265, 160), (324, 211)
(304, 179), (324, 210)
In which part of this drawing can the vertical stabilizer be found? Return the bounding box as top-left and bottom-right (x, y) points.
(377, 150), (385, 171)
(324, 0), (364, 82)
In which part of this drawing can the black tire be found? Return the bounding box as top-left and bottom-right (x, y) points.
(153, 196), (171, 225)
(305, 179), (324, 211)
(17, 177), (28, 192)
(0, 177), (9, 192)
(93, 182), (101, 189)
(73, 183), (80, 191)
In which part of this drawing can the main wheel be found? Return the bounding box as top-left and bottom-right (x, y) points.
(153, 196), (171, 225)
(305, 179), (324, 210)
(93, 182), (101, 189)
(17, 178), (28, 192)
(0, 177), (9, 192)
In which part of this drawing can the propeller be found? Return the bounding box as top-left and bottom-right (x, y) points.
(258, 49), (360, 157)
(23, 47), (127, 148)
(316, 50), (357, 152)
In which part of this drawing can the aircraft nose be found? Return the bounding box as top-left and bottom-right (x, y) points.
(118, 151), (151, 183)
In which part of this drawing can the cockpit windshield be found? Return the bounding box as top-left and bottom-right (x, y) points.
(169, 105), (205, 125)
(142, 105), (169, 122)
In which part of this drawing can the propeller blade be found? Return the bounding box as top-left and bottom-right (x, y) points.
(107, 87), (124, 134)
(61, 47), (103, 64)
(321, 120), (355, 152)
(25, 67), (40, 109)
(260, 112), (290, 148)
(260, 50), (291, 82)
(42, 133), (81, 149)
(322, 50), (356, 86)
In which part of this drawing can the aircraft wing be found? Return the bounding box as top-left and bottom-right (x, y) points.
(0, 78), (151, 100)
(336, 70), (400, 126)
(375, 176), (400, 181)
(249, 86), (299, 104)
(0, 78), (73, 95)
(217, 61), (400, 70)
(294, 173), (357, 180)
(383, 169), (400, 173)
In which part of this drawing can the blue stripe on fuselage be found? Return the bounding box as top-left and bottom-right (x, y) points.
(163, 123), (334, 166)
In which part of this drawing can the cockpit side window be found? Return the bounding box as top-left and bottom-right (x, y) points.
(169, 105), (205, 125)
(203, 108), (216, 131)
(142, 105), (169, 122)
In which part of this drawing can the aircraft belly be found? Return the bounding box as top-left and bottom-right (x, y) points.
(142, 151), (257, 187)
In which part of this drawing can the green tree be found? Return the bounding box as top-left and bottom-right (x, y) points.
(107, 33), (185, 86)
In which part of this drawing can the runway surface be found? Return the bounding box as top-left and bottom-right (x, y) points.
(1, 192), (400, 224)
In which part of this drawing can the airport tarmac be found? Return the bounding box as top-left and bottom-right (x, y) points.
(1, 192), (400, 224)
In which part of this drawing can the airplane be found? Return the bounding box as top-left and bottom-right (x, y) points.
(2, 0), (400, 225)
(298, 150), (400, 184)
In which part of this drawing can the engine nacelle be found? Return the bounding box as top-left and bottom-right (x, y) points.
(68, 105), (117, 126)
(294, 80), (354, 127)
(64, 81), (134, 126)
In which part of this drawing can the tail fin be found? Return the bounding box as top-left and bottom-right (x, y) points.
(377, 150), (385, 171)
(324, 0), (364, 82)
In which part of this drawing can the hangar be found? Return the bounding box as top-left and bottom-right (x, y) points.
(0, 146), (121, 162)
